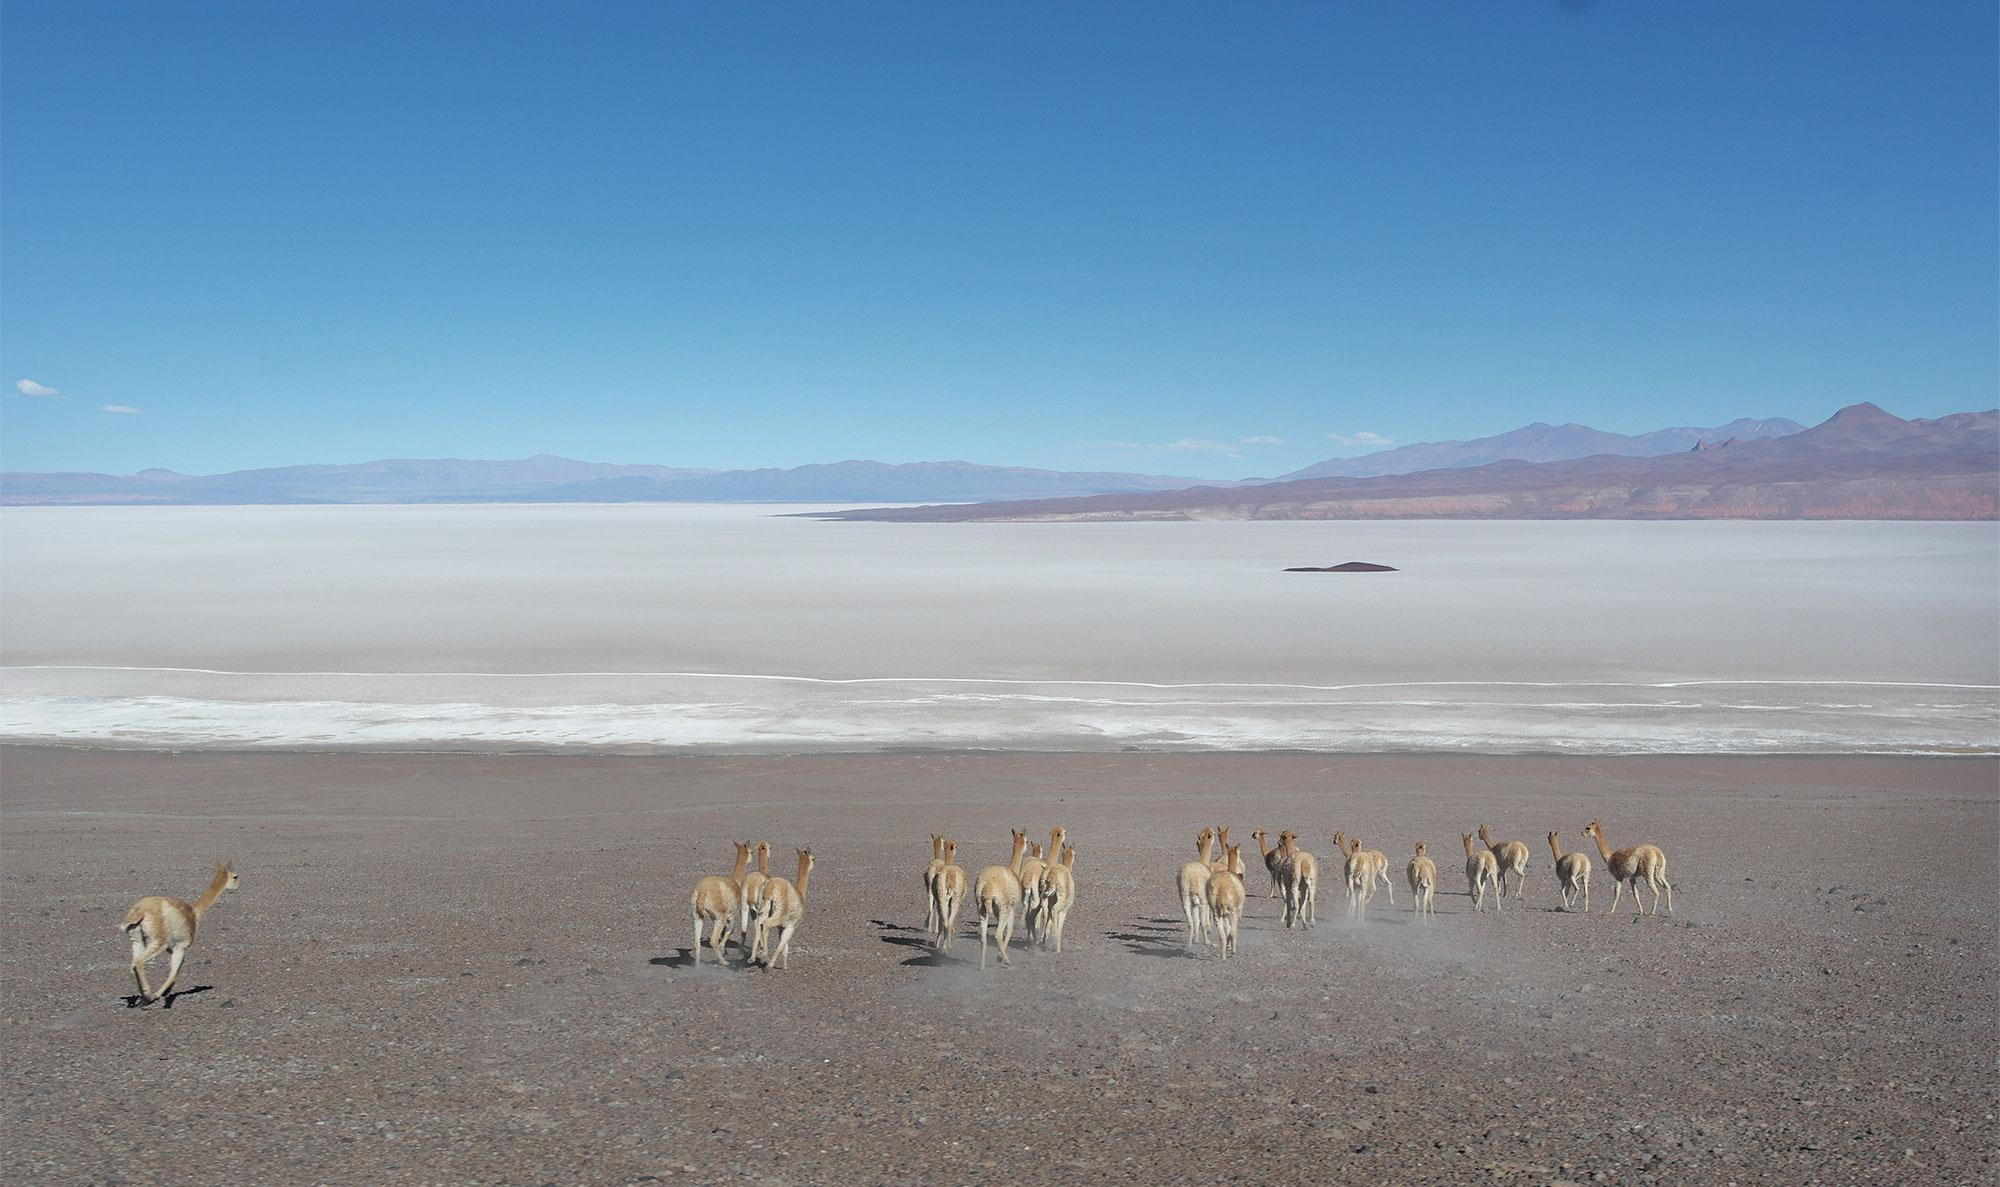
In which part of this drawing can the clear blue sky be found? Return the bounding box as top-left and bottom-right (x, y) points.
(3, 2), (1993, 478)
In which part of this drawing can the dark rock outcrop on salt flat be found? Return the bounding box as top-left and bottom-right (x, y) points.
(1284, 562), (1399, 572)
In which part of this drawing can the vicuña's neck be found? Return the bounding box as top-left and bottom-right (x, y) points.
(1588, 830), (1614, 861)
(731, 847), (750, 882)
(1548, 836), (1564, 862)
(794, 856), (812, 901)
(192, 869), (229, 916)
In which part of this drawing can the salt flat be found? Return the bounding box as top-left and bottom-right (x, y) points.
(1, 506), (1994, 752)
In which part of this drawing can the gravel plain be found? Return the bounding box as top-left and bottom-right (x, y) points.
(1, 746), (1993, 1186)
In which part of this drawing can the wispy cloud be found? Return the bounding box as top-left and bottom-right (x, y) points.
(1112, 435), (1286, 458)
(1329, 431), (1395, 448)
(100, 404), (142, 416)
(15, 379), (60, 398)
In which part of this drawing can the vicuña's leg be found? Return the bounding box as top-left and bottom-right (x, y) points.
(157, 945), (189, 1000)
(979, 913), (991, 970)
(775, 922), (796, 969)
(997, 906), (1014, 964)
(130, 932), (162, 1000)
(1659, 876), (1674, 915)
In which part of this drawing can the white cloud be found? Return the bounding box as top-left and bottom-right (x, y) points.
(100, 404), (142, 416)
(1113, 435), (1284, 458)
(1164, 438), (1240, 455)
(1111, 439), (1235, 456)
(1329, 431), (1395, 448)
(16, 379), (59, 398)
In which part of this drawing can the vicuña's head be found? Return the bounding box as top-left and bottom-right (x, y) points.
(942, 839), (957, 861)
(1462, 833), (1477, 854)
(797, 848), (815, 874)
(1050, 825), (1067, 846)
(1582, 821), (1603, 841)
(1414, 842), (1427, 856)
(1029, 843), (1044, 859)
(1478, 824), (1494, 843)
(1061, 844), (1076, 868)
(1332, 831), (1345, 849)
(756, 841), (771, 863)
(1548, 831), (1560, 844)
(217, 864), (241, 890)
(1197, 825), (1214, 845)
(1010, 828), (1027, 847)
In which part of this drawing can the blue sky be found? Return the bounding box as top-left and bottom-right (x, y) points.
(3, 2), (1993, 478)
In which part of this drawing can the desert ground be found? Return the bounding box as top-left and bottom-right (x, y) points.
(1, 747), (1993, 1186)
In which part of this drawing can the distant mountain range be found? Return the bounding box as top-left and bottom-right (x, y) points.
(825, 404), (2000, 522)
(3, 407), (1987, 512)
(0, 456), (1233, 506)
(1274, 417), (1805, 480)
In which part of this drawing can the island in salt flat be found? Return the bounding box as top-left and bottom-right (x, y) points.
(1283, 561), (1399, 572)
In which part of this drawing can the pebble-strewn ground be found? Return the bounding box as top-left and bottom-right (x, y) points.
(1, 747), (1992, 1186)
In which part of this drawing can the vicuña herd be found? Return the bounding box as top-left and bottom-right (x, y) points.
(116, 819), (1674, 1001)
